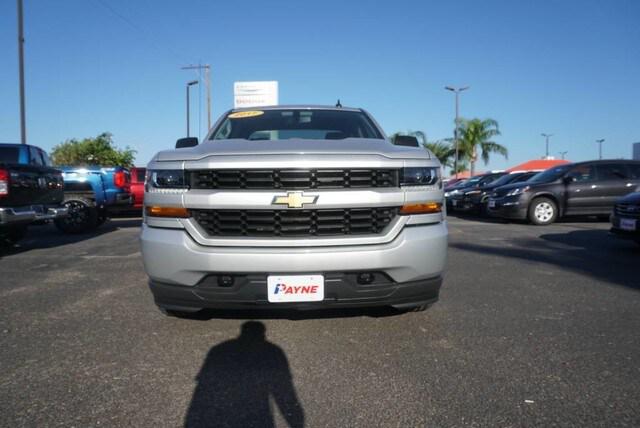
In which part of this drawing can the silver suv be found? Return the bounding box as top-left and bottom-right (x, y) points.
(141, 106), (447, 315)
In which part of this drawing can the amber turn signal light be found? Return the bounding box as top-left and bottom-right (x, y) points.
(399, 202), (442, 215)
(146, 206), (190, 218)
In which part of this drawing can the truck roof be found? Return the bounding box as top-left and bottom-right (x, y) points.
(230, 105), (362, 113)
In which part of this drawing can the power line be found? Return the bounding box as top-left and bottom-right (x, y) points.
(92, 0), (188, 64)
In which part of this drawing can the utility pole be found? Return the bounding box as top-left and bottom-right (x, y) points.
(558, 151), (568, 160)
(445, 86), (470, 178)
(181, 64), (211, 130)
(186, 80), (198, 137)
(541, 133), (553, 158)
(17, 0), (27, 144)
(596, 139), (605, 160)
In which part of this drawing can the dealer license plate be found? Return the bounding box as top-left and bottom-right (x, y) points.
(620, 218), (637, 231)
(488, 199), (496, 208)
(267, 275), (324, 303)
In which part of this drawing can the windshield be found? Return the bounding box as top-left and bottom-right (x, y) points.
(528, 165), (571, 183)
(488, 173), (523, 187)
(210, 109), (383, 141)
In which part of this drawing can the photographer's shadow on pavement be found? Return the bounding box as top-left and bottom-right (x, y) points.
(185, 321), (305, 428)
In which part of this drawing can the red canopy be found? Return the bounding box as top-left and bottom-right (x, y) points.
(506, 159), (570, 172)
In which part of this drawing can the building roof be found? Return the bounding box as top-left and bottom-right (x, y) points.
(506, 159), (570, 172)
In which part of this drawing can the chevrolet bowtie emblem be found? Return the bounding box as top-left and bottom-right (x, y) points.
(272, 191), (318, 209)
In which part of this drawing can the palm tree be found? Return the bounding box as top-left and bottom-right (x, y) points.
(390, 131), (455, 169)
(422, 140), (455, 169)
(457, 118), (507, 175)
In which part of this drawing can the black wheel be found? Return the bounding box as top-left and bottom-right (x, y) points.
(95, 210), (108, 227)
(54, 197), (98, 234)
(0, 225), (28, 248)
(528, 197), (558, 226)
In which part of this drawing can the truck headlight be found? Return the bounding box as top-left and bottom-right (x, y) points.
(146, 170), (188, 191)
(400, 167), (441, 188)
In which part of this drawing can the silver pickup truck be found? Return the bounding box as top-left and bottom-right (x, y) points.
(141, 105), (447, 315)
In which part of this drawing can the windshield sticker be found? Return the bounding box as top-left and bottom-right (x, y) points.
(228, 110), (264, 119)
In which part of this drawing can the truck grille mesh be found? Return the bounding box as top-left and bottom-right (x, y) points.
(190, 169), (399, 190)
(191, 207), (399, 237)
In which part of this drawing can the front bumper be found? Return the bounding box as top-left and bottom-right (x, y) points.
(610, 214), (640, 240)
(487, 195), (528, 220)
(150, 275), (442, 311)
(141, 221), (447, 309)
(449, 197), (480, 212)
(0, 205), (68, 226)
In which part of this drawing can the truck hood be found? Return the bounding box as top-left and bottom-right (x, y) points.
(155, 138), (429, 162)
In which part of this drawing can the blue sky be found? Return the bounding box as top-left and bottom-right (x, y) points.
(1, 0), (639, 171)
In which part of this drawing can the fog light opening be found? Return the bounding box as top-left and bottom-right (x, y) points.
(218, 275), (234, 287)
(357, 272), (375, 285)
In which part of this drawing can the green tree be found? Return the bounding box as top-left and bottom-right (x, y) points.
(390, 131), (455, 169)
(50, 132), (136, 167)
(456, 118), (507, 175)
(422, 140), (456, 169)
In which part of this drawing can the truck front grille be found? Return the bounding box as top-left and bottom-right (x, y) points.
(190, 169), (399, 190)
(191, 207), (399, 237)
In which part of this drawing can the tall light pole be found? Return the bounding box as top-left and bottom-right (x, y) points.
(541, 133), (553, 158)
(558, 151), (568, 160)
(596, 139), (605, 160)
(445, 86), (470, 178)
(186, 80), (198, 137)
(17, 0), (27, 144)
(182, 64), (211, 130)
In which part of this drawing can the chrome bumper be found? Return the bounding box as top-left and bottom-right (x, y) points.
(0, 206), (69, 226)
(140, 221), (448, 286)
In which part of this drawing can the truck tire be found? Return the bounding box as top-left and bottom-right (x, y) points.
(55, 197), (99, 234)
(528, 197), (558, 225)
(95, 209), (108, 227)
(0, 225), (28, 248)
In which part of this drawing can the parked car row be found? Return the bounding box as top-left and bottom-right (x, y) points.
(445, 159), (640, 244)
(0, 142), (146, 247)
(446, 171), (538, 215)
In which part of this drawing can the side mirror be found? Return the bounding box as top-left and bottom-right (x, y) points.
(393, 135), (420, 147)
(563, 175), (575, 184)
(176, 137), (198, 149)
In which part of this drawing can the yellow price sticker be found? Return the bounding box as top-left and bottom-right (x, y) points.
(228, 110), (264, 119)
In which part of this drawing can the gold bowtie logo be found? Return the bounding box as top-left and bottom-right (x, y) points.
(272, 191), (318, 208)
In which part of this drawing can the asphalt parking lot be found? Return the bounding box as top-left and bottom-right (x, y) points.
(1, 216), (639, 427)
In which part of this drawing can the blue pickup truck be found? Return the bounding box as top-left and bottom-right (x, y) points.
(55, 166), (133, 233)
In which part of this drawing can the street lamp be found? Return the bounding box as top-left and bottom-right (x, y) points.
(445, 86), (470, 178)
(541, 133), (553, 158)
(558, 151), (568, 160)
(186, 80), (199, 137)
(17, 0), (27, 144)
(596, 139), (605, 160)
